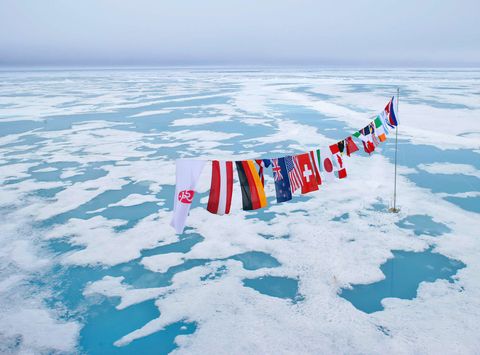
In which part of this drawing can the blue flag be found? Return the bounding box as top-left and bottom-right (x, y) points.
(271, 157), (292, 203)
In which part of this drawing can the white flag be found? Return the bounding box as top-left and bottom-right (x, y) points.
(321, 148), (336, 182)
(170, 159), (206, 234)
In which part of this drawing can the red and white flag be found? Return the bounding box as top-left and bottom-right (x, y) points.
(297, 153), (319, 194)
(321, 149), (336, 182)
(170, 159), (206, 234)
(207, 160), (234, 215)
(334, 154), (347, 179)
(285, 155), (303, 193)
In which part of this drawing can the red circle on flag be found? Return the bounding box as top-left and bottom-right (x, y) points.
(178, 190), (194, 203)
(324, 158), (333, 172)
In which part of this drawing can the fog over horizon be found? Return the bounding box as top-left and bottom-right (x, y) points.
(1, 0), (479, 67)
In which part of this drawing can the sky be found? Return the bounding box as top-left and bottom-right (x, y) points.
(1, 0), (479, 67)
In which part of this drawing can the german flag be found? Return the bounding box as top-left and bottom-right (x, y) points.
(236, 160), (268, 211)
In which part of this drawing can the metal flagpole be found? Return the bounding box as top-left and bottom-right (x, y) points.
(389, 87), (400, 213)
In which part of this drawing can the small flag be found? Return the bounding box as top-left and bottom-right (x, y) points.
(374, 117), (387, 142)
(370, 122), (380, 146)
(320, 149), (336, 182)
(207, 161), (234, 215)
(359, 125), (376, 154)
(271, 157), (292, 203)
(309, 149), (322, 185)
(329, 143), (340, 155)
(337, 140), (345, 154)
(379, 111), (391, 134)
(345, 137), (359, 156)
(296, 153), (319, 194)
(236, 160), (268, 211)
(285, 155), (303, 193)
(170, 159), (206, 234)
(334, 154), (347, 179)
(384, 96), (398, 127)
(255, 159), (271, 186)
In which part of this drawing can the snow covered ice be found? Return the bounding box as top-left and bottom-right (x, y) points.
(0, 68), (479, 354)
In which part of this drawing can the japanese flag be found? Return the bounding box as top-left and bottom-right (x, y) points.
(321, 149), (336, 182)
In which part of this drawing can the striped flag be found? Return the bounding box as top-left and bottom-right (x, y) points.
(236, 160), (268, 211)
(309, 149), (322, 185)
(207, 161), (234, 215)
(384, 96), (398, 127)
(255, 159), (271, 186)
(285, 155), (302, 193)
(374, 116), (388, 142)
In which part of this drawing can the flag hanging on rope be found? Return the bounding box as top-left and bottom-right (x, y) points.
(296, 153), (319, 194)
(345, 136), (359, 156)
(285, 155), (303, 193)
(334, 153), (347, 179)
(329, 143), (340, 155)
(374, 116), (388, 142)
(370, 122), (380, 146)
(271, 157), (292, 203)
(255, 159), (271, 186)
(359, 125), (375, 154)
(236, 160), (268, 210)
(207, 160), (234, 215)
(309, 149), (322, 185)
(321, 149), (336, 182)
(170, 159), (206, 234)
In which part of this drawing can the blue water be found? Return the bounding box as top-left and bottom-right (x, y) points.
(0, 68), (477, 353)
(395, 215), (451, 237)
(340, 249), (465, 313)
(243, 276), (303, 302)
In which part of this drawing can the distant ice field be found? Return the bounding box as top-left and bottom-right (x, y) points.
(0, 68), (479, 354)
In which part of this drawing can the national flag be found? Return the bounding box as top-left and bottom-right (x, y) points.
(374, 117), (387, 142)
(296, 153), (319, 194)
(378, 111), (390, 133)
(309, 149), (322, 185)
(359, 125), (375, 154)
(170, 159), (206, 234)
(285, 155), (303, 193)
(271, 157), (292, 203)
(376, 126), (387, 142)
(320, 149), (336, 182)
(362, 141), (375, 154)
(334, 153), (347, 179)
(255, 159), (271, 186)
(236, 160), (268, 211)
(345, 136), (359, 156)
(207, 160), (233, 215)
(370, 122), (380, 146)
(329, 143), (340, 155)
(384, 96), (398, 127)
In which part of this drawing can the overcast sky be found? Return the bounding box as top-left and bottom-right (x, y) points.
(1, 0), (479, 67)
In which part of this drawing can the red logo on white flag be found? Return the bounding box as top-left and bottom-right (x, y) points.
(178, 190), (194, 203)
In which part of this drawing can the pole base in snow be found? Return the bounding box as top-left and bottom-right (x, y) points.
(389, 207), (400, 213)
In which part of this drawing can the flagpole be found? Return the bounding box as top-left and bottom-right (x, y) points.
(389, 88), (400, 213)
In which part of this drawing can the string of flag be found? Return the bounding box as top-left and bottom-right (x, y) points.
(171, 96), (399, 233)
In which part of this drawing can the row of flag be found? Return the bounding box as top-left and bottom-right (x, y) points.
(171, 97), (398, 233)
